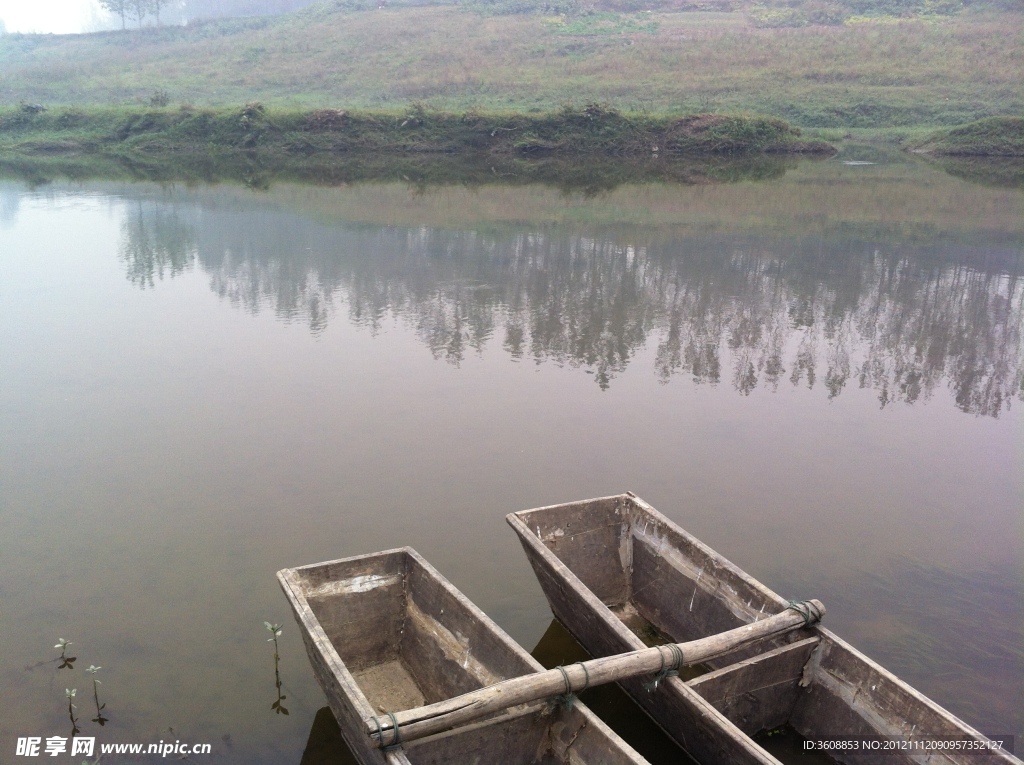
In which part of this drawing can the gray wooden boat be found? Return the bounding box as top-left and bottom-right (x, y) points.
(508, 493), (1021, 765)
(278, 547), (652, 765)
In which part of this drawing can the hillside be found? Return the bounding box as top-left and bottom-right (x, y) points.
(1, 2), (1021, 127)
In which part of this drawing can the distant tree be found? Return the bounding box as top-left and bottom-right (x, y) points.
(100, 0), (129, 29)
(152, 0), (164, 25)
(128, 0), (153, 28)
(0, 18), (7, 35)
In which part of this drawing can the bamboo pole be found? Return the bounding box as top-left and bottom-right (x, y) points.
(366, 599), (824, 747)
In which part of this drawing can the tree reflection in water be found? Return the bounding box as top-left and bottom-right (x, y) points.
(117, 196), (1023, 416)
(120, 200), (198, 289)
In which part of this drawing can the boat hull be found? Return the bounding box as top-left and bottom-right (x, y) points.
(279, 546), (652, 765)
(508, 493), (1020, 765)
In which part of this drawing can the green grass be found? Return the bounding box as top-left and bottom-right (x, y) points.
(0, 103), (834, 157)
(912, 116), (1024, 156)
(0, 5), (1020, 128)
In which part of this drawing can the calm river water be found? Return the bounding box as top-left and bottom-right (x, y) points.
(1, 153), (1021, 763)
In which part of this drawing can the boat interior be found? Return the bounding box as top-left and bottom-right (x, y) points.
(283, 547), (647, 765)
(294, 549), (516, 710)
(515, 494), (796, 661)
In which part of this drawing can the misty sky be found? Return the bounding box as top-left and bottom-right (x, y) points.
(0, 0), (110, 34)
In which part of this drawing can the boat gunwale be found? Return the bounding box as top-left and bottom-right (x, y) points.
(279, 548), (411, 765)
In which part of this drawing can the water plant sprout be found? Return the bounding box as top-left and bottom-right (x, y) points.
(86, 665), (107, 725)
(265, 622), (288, 715)
(55, 638), (76, 669)
(65, 689), (80, 735)
(265, 622), (282, 653)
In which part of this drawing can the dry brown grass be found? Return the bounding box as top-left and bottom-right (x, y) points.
(1, 6), (1020, 125)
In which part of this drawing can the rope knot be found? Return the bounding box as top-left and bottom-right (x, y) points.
(644, 643), (683, 692)
(785, 600), (823, 627)
(552, 662), (590, 709)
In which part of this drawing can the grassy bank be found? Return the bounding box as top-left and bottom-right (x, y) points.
(912, 117), (1024, 157)
(1, 5), (1021, 127)
(0, 103), (834, 158)
(0, 143), (811, 193)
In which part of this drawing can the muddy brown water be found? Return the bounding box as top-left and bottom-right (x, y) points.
(1, 155), (1021, 763)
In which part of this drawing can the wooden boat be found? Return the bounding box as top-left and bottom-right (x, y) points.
(277, 546), (652, 765)
(508, 493), (1021, 765)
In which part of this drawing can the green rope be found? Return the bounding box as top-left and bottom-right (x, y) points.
(786, 600), (823, 627)
(554, 665), (577, 709)
(382, 712), (402, 751)
(575, 661), (590, 693)
(644, 643), (683, 692)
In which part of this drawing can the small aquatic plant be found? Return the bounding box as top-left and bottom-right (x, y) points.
(264, 622), (282, 654)
(65, 689), (80, 735)
(265, 621), (288, 715)
(86, 665), (108, 725)
(55, 639), (76, 669)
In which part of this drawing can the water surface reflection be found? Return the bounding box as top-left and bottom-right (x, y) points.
(113, 179), (1023, 414)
